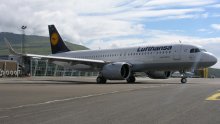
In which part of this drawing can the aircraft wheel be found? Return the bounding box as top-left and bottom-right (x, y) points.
(96, 76), (107, 84)
(181, 78), (187, 84)
(126, 76), (136, 83)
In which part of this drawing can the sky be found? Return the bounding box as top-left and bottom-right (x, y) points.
(0, 0), (220, 68)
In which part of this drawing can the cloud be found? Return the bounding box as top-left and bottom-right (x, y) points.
(211, 24), (220, 30)
(144, 0), (215, 7)
(0, 0), (220, 68)
(110, 8), (205, 20)
(210, 3), (220, 8)
(197, 28), (208, 32)
(86, 28), (220, 49)
(0, 0), (218, 45)
(0, 0), (216, 35)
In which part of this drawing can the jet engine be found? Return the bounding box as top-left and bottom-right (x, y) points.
(101, 62), (131, 80)
(146, 71), (171, 79)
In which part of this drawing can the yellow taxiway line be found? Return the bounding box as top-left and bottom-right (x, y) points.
(206, 92), (220, 101)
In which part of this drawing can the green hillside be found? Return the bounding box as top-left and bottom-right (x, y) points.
(0, 32), (88, 55)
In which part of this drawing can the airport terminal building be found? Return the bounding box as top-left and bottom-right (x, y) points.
(29, 59), (98, 77)
(0, 56), (98, 77)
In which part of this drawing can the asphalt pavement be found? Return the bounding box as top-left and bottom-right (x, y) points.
(0, 77), (220, 124)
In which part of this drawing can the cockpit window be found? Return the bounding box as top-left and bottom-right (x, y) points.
(190, 48), (201, 53)
(195, 48), (200, 52)
(190, 49), (195, 53)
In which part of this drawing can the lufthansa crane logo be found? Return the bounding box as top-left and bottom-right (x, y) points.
(51, 33), (59, 46)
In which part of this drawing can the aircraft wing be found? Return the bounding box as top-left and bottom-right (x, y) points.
(4, 37), (108, 68)
(25, 53), (108, 68)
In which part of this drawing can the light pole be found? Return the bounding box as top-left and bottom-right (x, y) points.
(21, 25), (27, 54)
(21, 26), (27, 76)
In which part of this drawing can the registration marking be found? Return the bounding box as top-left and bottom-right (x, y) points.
(206, 92), (220, 101)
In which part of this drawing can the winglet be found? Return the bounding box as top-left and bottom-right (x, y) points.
(4, 38), (21, 55)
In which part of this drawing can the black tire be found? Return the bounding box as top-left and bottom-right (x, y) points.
(96, 76), (107, 84)
(126, 76), (136, 83)
(181, 78), (187, 84)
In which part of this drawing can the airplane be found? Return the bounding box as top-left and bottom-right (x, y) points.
(5, 25), (217, 84)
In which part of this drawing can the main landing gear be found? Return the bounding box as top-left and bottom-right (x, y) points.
(126, 75), (136, 83)
(96, 73), (136, 84)
(180, 71), (187, 84)
(96, 76), (107, 84)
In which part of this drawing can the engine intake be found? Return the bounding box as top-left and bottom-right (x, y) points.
(101, 62), (131, 80)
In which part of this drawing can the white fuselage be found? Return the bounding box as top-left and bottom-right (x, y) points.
(52, 44), (217, 72)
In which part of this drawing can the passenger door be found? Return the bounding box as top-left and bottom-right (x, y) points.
(173, 45), (182, 60)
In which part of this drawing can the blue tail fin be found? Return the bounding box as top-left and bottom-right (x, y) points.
(48, 25), (70, 54)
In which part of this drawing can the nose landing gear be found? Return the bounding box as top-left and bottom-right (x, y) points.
(181, 77), (187, 83)
(180, 70), (187, 84)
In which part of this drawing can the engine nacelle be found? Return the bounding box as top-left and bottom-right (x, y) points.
(101, 62), (131, 80)
(146, 71), (171, 79)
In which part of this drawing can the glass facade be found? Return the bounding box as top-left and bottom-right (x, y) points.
(30, 59), (98, 77)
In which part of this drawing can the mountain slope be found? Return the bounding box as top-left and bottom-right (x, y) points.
(0, 32), (88, 55)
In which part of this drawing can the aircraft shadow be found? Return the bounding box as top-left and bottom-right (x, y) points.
(0, 79), (195, 85)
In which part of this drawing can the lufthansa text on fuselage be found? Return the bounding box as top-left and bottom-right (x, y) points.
(137, 46), (172, 52)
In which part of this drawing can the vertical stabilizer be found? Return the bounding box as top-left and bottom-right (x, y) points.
(48, 25), (70, 54)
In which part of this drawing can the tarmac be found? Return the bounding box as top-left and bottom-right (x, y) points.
(0, 77), (220, 124)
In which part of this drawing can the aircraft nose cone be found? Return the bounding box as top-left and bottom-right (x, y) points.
(212, 55), (217, 65)
(202, 52), (218, 67)
(209, 54), (217, 66)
